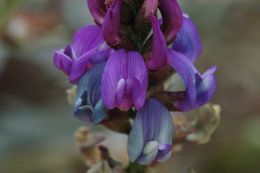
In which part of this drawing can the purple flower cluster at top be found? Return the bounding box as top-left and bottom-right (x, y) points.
(53, 0), (216, 165)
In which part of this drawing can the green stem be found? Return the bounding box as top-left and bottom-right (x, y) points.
(126, 162), (147, 173)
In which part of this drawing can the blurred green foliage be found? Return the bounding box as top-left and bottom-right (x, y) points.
(207, 143), (260, 173)
(0, 0), (21, 31)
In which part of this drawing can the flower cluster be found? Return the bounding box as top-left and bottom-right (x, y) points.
(54, 0), (216, 165)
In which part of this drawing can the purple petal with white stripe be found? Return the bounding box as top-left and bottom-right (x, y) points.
(101, 49), (148, 111)
(128, 99), (174, 165)
(172, 16), (202, 62)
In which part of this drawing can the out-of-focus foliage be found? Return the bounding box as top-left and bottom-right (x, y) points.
(173, 103), (221, 145)
(185, 104), (221, 144)
(0, 0), (20, 30)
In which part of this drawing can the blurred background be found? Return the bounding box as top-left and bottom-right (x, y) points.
(0, 0), (260, 173)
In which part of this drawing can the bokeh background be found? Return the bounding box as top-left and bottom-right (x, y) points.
(0, 0), (260, 173)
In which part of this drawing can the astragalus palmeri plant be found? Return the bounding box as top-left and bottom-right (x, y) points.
(54, 0), (221, 172)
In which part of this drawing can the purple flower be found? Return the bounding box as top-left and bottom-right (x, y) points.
(53, 25), (111, 83)
(172, 15), (202, 63)
(101, 49), (148, 111)
(128, 99), (174, 165)
(145, 14), (215, 111)
(74, 63), (108, 124)
(168, 50), (217, 112)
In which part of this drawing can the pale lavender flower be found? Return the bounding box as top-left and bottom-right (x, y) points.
(74, 63), (108, 124)
(128, 99), (174, 165)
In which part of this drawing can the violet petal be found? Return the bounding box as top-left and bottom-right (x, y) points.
(168, 50), (216, 111)
(101, 50), (147, 111)
(172, 16), (202, 62)
(126, 51), (148, 110)
(195, 66), (217, 108)
(72, 25), (104, 57)
(53, 47), (74, 75)
(101, 50), (126, 109)
(156, 144), (173, 162)
(69, 49), (111, 83)
(168, 49), (197, 111)
(102, 0), (122, 47)
(148, 15), (169, 70)
(159, 0), (183, 43)
(87, 0), (106, 25)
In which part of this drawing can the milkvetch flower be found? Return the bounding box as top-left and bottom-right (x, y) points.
(128, 99), (174, 165)
(54, 25), (111, 83)
(74, 63), (108, 124)
(146, 14), (216, 112)
(168, 50), (216, 112)
(101, 49), (148, 111)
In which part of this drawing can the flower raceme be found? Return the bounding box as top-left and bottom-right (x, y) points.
(53, 0), (217, 165)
